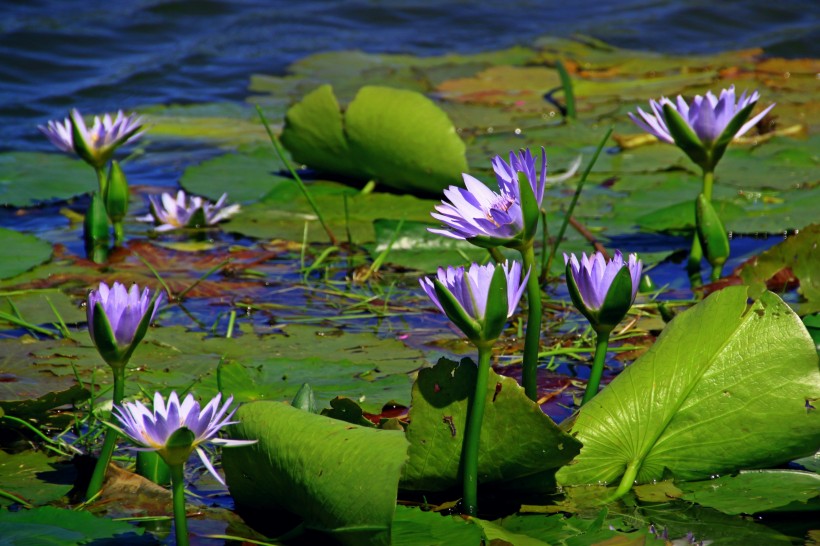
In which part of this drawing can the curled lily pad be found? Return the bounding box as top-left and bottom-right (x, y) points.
(280, 85), (467, 194)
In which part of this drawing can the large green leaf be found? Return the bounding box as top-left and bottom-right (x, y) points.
(345, 86), (467, 193)
(279, 85), (467, 194)
(0, 228), (53, 280)
(0, 506), (150, 545)
(679, 470), (820, 515)
(557, 287), (820, 488)
(223, 401), (408, 546)
(401, 358), (582, 491)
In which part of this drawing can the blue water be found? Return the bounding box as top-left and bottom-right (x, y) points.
(1, 0), (817, 151)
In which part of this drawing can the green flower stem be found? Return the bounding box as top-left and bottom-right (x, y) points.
(170, 463), (190, 546)
(687, 169), (714, 287)
(702, 169), (714, 201)
(95, 167), (107, 196)
(520, 244), (541, 402)
(581, 330), (610, 406)
(462, 345), (492, 516)
(112, 221), (125, 247)
(85, 366), (125, 501)
(606, 458), (640, 503)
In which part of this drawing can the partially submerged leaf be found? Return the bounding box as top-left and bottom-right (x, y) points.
(0, 505), (150, 545)
(557, 286), (820, 488)
(0, 228), (53, 280)
(223, 401), (408, 546)
(0, 451), (74, 507)
(679, 470), (820, 515)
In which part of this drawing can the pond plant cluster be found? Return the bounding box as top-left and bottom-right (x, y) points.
(0, 37), (818, 545)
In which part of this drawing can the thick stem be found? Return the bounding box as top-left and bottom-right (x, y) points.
(461, 346), (491, 516)
(95, 167), (107, 196)
(112, 222), (125, 247)
(702, 169), (714, 201)
(605, 459), (640, 503)
(85, 366), (126, 500)
(170, 463), (190, 546)
(520, 245), (541, 402)
(687, 236), (703, 287)
(688, 169), (714, 288)
(581, 330), (610, 406)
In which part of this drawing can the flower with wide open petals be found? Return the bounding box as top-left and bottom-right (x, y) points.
(138, 190), (240, 232)
(420, 261), (529, 345)
(87, 281), (163, 367)
(114, 391), (256, 485)
(564, 251), (642, 334)
(39, 109), (145, 169)
(429, 148), (547, 248)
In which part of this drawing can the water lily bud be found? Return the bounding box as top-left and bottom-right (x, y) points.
(87, 281), (163, 368)
(420, 261), (529, 347)
(104, 160), (129, 224)
(695, 193), (730, 272)
(564, 251), (642, 334)
(83, 192), (110, 248)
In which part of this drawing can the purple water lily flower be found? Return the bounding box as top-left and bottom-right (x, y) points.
(429, 148), (546, 246)
(564, 251), (641, 312)
(39, 109), (145, 168)
(88, 281), (163, 366)
(629, 86), (774, 146)
(114, 391), (256, 484)
(137, 190), (241, 232)
(420, 261), (529, 343)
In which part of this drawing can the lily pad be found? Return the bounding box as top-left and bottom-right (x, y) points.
(280, 85), (467, 194)
(739, 223), (820, 314)
(679, 470), (820, 515)
(557, 287), (820, 488)
(0, 451), (74, 508)
(0, 505), (150, 544)
(5, 323), (425, 413)
(223, 401), (408, 546)
(401, 358), (582, 491)
(179, 148), (295, 204)
(0, 152), (95, 207)
(0, 228), (53, 280)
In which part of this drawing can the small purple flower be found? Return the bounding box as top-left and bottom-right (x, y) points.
(88, 281), (163, 367)
(39, 109), (145, 169)
(429, 148), (547, 247)
(564, 251), (641, 333)
(565, 251), (641, 311)
(420, 261), (528, 343)
(137, 190), (240, 232)
(114, 391), (256, 484)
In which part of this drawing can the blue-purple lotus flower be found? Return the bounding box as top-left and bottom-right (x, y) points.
(629, 86), (773, 145)
(629, 86), (774, 171)
(88, 281), (163, 367)
(429, 148), (546, 248)
(39, 109), (145, 169)
(420, 261), (529, 344)
(564, 251), (642, 333)
(114, 391), (256, 484)
(137, 190), (241, 232)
